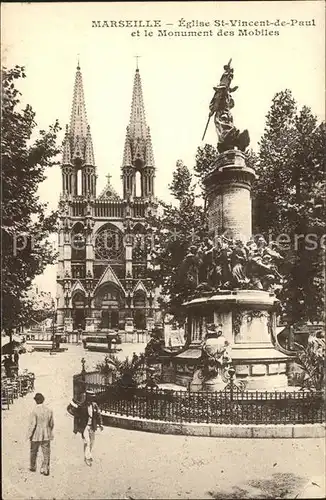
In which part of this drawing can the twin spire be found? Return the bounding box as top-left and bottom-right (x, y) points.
(62, 63), (95, 166)
(122, 68), (155, 169)
(62, 62), (155, 194)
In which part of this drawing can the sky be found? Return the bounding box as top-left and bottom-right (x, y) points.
(1, 1), (325, 296)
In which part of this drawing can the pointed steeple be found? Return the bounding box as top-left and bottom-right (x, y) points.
(121, 67), (155, 171)
(129, 68), (147, 140)
(61, 63), (96, 166)
(70, 63), (88, 140)
(61, 63), (96, 197)
(85, 125), (95, 165)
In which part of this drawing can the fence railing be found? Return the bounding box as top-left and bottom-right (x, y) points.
(73, 372), (325, 425)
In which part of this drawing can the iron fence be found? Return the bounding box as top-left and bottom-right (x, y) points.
(73, 373), (325, 425)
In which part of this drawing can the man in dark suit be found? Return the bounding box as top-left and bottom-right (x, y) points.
(72, 390), (103, 466)
(27, 393), (54, 476)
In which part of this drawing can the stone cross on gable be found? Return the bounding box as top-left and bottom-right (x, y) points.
(106, 173), (112, 184)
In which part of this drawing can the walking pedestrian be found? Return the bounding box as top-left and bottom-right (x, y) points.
(73, 390), (103, 466)
(27, 393), (54, 476)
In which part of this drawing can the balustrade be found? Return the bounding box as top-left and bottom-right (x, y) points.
(94, 202), (124, 218)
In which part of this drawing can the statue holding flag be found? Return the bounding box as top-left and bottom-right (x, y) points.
(202, 59), (250, 153)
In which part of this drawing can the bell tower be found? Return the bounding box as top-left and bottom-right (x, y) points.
(122, 67), (155, 200)
(61, 63), (96, 198)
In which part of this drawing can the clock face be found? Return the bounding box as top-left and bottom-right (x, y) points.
(95, 225), (124, 261)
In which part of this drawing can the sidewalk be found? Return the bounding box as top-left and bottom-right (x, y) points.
(2, 345), (325, 499)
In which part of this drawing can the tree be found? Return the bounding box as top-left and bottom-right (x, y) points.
(148, 161), (208, 322)
(22, 286), (54, 328)
(169, 159), (192, 202)
(95, 353), (148, 389)
(194, 143), (218, 185)
(253, 90), (326, 324)
(296, 334), (325, 390)
(1, 65), (60, 334)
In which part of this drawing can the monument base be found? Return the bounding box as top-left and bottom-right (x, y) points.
(162, 290), (291, 391)
(232, 342), (289, 390)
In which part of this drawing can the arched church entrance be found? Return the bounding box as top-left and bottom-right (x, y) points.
(94, 283), (124, 330)
(72, 291), (86, 330)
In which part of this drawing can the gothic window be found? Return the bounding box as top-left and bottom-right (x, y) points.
(76, 169), (82, 196)
(95, 224), (124, 261)
(71, 223), (86, 261)
(135, 171), (141, 197)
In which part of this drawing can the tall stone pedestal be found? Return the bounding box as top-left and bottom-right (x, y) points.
(203, 150), (256, 242)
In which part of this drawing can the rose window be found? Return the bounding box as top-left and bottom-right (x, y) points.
(95, 226), (124, 261)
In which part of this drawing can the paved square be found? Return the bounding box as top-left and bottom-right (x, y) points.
(2, 345), (325, 499)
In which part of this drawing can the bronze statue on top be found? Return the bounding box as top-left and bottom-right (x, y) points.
(202, 59), (250, 153)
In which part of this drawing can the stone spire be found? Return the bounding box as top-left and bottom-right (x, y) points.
(122, 67), (155, 169)
(70, 62), (88, 141)
(61, 63), (96, 197)
(129, 68), (147, 141)
(62, 62), (95, 166)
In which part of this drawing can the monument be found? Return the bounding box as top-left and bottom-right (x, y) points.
(161, 60), (290, 391)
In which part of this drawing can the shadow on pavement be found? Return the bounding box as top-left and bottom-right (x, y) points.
(207, 472), (307, 499)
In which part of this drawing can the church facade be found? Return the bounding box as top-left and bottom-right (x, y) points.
(56, 64), (161, 334)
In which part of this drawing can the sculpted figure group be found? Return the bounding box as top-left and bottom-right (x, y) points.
(179, 235), (283, 295)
